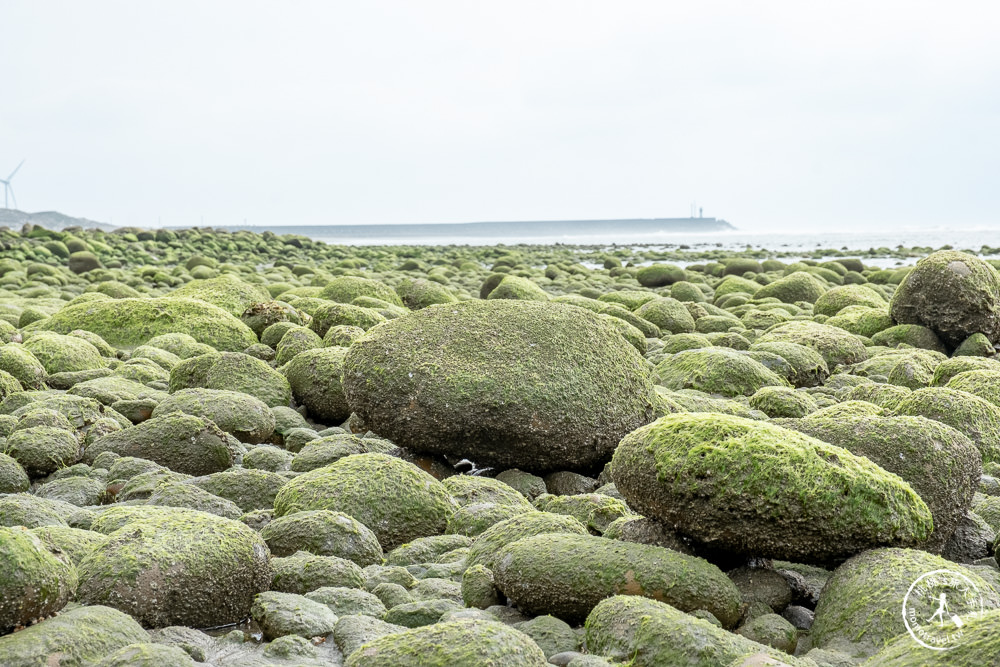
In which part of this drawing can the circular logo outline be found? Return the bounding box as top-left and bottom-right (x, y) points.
(902, 568), (984, 651)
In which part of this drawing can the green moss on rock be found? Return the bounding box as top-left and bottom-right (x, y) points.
(345, 618), (548, 667)
(655, 348), (789, 398)
(151, 388), (275, 444)
(0, 526), (78, 631)
(890, 250), (1000, 348)
(84, 412), (233, 476)
(169, 352), (291, 408)
(261, 510), (384, 566)
(585, 595), (810, 667)
(30, 298), (258, 352)
(895, 387), (1000, 463)
(495, 532), (742, 626)
(811, 548), (1000, 657)
(343, 300), (657, 473)
(273, 453), (454, 550)
(756, 320), (868, 370)
(78, 507), (272, 628)
(0, 605), (149, 666)
(612, 413), (934, 565)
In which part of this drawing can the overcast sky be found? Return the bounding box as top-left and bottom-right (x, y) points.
(1, 1), (998, 231)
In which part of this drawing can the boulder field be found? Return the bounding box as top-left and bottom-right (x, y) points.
(1, 230), (1000, 664)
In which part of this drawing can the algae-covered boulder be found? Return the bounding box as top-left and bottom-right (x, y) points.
(84, 412), (233, 476)
(271, 552), (365, 594)
(748, 341), (829, 388)
(189, 467), (287, 513)
(168, 352), (291, 408)
(0, 344), (48, 389)
(813, 284), (886, 316)
(32, 297), (259, 352)
(494, 533), (742, 627)
(273, 453), (454, 550)
(634, 297), (696, 334)
(636, 263), (685, 287)
(862, 606), (1000, 666)
(585, 595), (810, 667)
(811, 548), (1000, 657)
(308, 302), (387, 337)
(755, 320), (868, 369)
(752, 271), (827, 304)
(0, 526), (78, 632)
(870, 323), (948, 352)
(168, 274), (271, 317)
(613, 413), (934, 564)
(486, 275), (550, 301)
(344, 618), (548, 667)
(0, 605), (149, 666)
(261, 510), (384, 566)
(94, 642), (197, 667)
(343, 300), (657, 472)
(320, 276), (403, 307)
(251, 591), (339, 640)
(145, 481), (243, 520)
(748, 386), (818, 418)
(283, 346), (351, 423)
(776, 415), (980, 551)
(78, 507), (272, 627)
(890, 250), (1000, 348)
(894, 387), (1000, 463)
(152, 388), (275, 444)
(3, 425), (80, 475)
(395, 278), (457, 310)
(0, 452), (29, 492)
(946, 368), (1000, 408)
(467, 511), (589, 571)
(654, 348), (788, 398)
(23, 332), (106, 375)
(31, 524), (108, 565)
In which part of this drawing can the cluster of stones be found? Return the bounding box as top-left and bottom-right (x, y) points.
(0, 225), (999, 666)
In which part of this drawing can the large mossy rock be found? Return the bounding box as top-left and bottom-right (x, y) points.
(320, 276), (403, 307)
(168, 275), (271, 317)
(30, 297), (259, 352)
(151, 388), (275, 444)
(466, 511), (589, 571)
(493, 533), (742, 627)
(863, 607), (1000, 666)
(654, 348), (788, 398)
(77, 507), (272, 628)
(273, 453), (454, 550)
(344, 618), (548, 667)
(894, 387), (1000, 463)
(0, 605), (149, 665)
(890, 250), (1000, 348)
(261, 510), (384, 566)
(168, 352), (291, 408)
(752, 271), (827, 304)
(612, 413), (933, 565)
(813, 284), (886, 316)
(775, 415), (981, 551)
(755, 320), (868, 369)
(0, 526), (78, 632)
(282, 347), (351, 423)
(585, 595), (813, 667)
(84, 412), (233, 476)
(342, 300), (657, 472)
(811, 548), (1000, 658)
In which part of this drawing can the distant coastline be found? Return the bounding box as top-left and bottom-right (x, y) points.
(212, 217), (736, 240)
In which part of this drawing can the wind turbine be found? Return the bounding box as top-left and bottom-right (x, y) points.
(1, 160), (25, 210)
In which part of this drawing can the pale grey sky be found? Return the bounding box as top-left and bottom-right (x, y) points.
(1, 1), (998, 231)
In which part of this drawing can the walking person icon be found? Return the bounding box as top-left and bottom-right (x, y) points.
(928, 593), (950, 626)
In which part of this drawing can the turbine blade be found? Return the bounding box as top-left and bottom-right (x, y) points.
(7, 159), (25, 181)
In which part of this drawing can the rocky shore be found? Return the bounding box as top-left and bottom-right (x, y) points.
(1, 224), (1000, 665)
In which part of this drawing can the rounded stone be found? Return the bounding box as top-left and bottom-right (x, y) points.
(0, 526), (78, 632)
(612, 413), (933, 565)
(890, 250), (1000, 348)
(273, 453), (455, 550)
(77, 508), (272, 628)
(342, 300), (657, 473)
